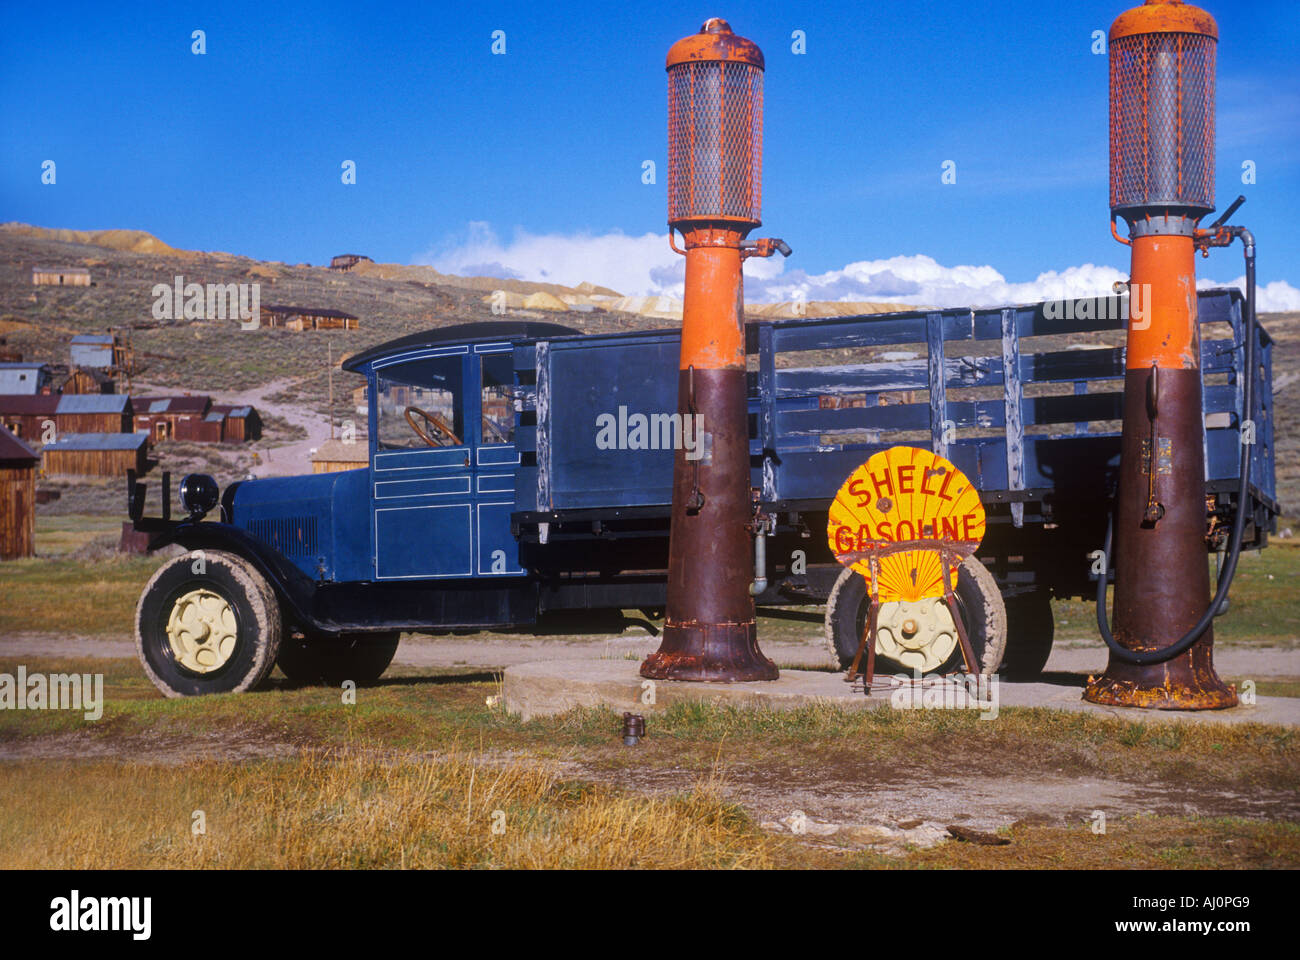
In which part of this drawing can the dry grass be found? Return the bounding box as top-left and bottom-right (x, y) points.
(0, 555), (155, 636)
(0, 751), (779, 870)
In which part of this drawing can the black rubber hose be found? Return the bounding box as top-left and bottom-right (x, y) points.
(1095, 229), (1256, 664)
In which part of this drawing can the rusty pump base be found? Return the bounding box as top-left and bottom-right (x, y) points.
(641, 232), (781, 683)
(1085, 213), (1256, 710)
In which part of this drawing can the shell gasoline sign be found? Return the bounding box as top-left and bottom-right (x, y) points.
(827, 446), (985, 603)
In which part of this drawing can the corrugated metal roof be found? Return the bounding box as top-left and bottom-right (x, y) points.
(45, 432), (147, 451)
(0, 395), (59, 415)
(134, 395), (209, 414)
(70, 334), (113, 345)
(0, 362), (48, 371)
(204, 412), (225, 422)
(56, 394), (130, 414)
(212, 404), (252, 418)
(0, 425), (39, 463)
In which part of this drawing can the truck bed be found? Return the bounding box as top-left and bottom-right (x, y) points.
(513, 288), (1276, 530)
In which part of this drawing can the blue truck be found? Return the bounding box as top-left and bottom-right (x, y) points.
(128, 289), (1277, 697)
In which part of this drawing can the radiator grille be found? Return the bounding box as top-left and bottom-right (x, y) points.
(247, 516), (318, 557)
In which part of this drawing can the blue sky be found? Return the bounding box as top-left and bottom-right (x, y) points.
(2, 0), (1297, 307)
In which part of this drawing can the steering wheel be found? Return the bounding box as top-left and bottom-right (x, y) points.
(483, 415), (511, 443)
(405, 406), (462, 447)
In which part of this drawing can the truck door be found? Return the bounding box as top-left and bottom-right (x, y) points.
(473, 343), (524, 577)
(370, 347), (475, 580)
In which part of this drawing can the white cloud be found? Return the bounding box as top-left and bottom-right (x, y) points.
(1197, 276), (1300, 313)
(419, 223), (1299, 311)
(418, 222), (678, 297)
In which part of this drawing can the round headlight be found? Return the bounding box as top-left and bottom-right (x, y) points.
(179, 473), (220, 520)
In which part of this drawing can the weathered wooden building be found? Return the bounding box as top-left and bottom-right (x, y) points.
(69, 332), (132, 375)
(263, 305), (359, 331)
(132, 395), (212, 443)
(32, 266), (91, 287)
(0, 426), (39, 560)
(0, 395), (59, 443)
(61, 368), (116, 395)
(131, 395), (259, 444)
(210, 404), (262, 442)
(55, 393), (133, 434)
(0, 362), (53, 395)
(311, 439), (367, 473)
(329, 254), (372, 271)
(42, 432), (148, 478)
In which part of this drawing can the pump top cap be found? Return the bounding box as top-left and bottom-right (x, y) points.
(1110, 0), (1218, 42)
(667, 18), (765, 70)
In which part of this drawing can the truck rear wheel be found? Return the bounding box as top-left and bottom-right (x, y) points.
(1000, 591), (1055, 678)
(135, 549), (282, 698)
(824, 557), (1007, 676)
(276, 633), (400, 686)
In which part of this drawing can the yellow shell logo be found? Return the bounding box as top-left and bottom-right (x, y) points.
(827, 446), (985, 603)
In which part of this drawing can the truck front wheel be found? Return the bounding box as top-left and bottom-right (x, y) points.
(276, 632), (400, 686)
(135, 549), (282, 698)
(824, 557), (1007, 676)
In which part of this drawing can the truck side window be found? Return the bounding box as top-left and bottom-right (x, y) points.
(375, 356), (464, 449)
(481, 353), (514, 445)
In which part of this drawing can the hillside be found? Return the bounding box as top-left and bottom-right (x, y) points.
(0, 225), (1293, 513)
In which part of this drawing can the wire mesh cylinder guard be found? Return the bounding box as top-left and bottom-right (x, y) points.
(1110, 1), (1217, 218)
(667, 19), (763, 229)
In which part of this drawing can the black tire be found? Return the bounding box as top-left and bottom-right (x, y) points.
(824, 557), (1007, 675)
(276, 632), (400, 686)
(135, 549), (282, 698)
(1001, 591), (1056, 679)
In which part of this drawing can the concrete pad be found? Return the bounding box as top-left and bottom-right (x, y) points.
(503, 659), (1300, 727)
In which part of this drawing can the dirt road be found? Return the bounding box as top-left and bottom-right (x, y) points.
(2, 631), (1296, 678)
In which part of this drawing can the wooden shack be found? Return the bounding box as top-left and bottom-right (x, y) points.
(55, 394), (133, 434)
(0, 426), (39, 560)
(210, 404), (261, 442)
(0, 395), (59, 443)
(42, 432), (148, 478)
(263, 305), (359, 331)
(0, 362), (53, 395)
(69, 332), (132, 373)
(132, 395), (211, 443)
(311, 439), (368, 473)
(61, 368), (116, 394)
(329, 254), (372, 271)
(32, 267), (91, 287)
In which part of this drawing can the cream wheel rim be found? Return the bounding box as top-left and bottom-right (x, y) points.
(875, 597), (958, 673)
(166, 589), (238, 674)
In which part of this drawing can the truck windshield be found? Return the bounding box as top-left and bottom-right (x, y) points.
(375, 355), (464, 449)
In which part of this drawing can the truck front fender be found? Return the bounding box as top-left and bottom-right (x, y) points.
(152, 521), (329, 635)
